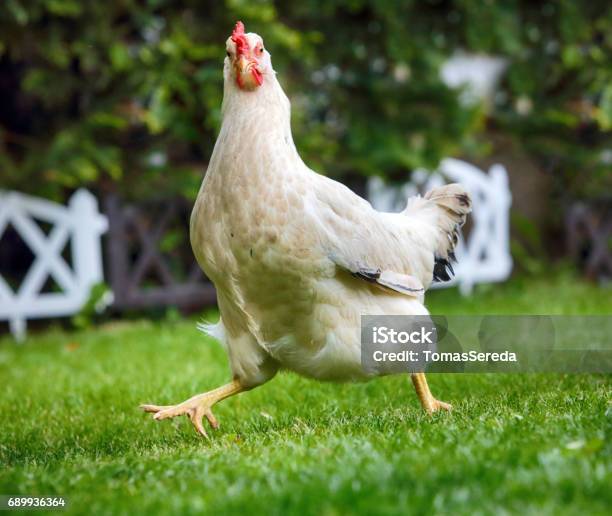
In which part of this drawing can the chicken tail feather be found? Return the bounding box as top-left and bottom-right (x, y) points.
(404, 183), (472, 282)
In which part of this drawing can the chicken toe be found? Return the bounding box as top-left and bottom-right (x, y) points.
(411, 373), (452, 415)
(140, 379), (243, 437)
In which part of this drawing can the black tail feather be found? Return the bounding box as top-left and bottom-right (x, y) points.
(433, 242), (458, 283)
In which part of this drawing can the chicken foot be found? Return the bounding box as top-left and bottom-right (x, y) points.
(140, 378), (244, 437)
(411, 373), (452, 414)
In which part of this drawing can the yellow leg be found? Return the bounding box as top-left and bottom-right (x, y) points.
(141, 379), (244, 437)
(411, 373), (452, 414)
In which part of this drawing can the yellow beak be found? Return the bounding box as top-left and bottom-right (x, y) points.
(234, 56), (263, 91)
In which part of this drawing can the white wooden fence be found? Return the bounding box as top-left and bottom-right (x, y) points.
(368, 158), (513, 294)
(0, 189), (107, 340)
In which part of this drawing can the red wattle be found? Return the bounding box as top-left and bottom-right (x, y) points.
(251, 68), (263, 86)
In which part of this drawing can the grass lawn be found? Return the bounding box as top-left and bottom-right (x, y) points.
(1, 274), (610, 515)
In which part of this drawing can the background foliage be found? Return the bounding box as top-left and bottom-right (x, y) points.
(0, 0), (610, 202)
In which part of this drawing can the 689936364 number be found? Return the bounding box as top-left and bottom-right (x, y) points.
(0, 496), (67, 510)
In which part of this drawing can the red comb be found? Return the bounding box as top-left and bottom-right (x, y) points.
(231, 21), (249, 57)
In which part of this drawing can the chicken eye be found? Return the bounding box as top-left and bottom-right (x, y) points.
(226, 51), (231, 57)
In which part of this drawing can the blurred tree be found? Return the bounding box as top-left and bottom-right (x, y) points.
(0, 0), (610, 202)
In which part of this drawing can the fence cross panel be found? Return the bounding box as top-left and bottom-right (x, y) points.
(0, 189), (107, 340)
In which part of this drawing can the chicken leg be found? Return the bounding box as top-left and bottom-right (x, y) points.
(140, 378), (244, 437)
(411, 373), (452, 414)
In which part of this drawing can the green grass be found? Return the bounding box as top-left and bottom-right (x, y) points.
(1, 275), (610, 515)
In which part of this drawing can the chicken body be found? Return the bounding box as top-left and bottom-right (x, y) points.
(190, 81), (431, 386)
(142, 23), (471, 436)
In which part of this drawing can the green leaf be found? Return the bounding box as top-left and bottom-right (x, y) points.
(109, 43), (131, 71)
(595, 85), (612, 130)
(45, 0), (82, 17)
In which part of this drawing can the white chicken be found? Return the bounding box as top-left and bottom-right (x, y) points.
(141, 22), (472, 437)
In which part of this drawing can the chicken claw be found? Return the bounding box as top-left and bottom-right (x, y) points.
(411, 373), (452, 415)
(426, 399), (452, 414)
(140, 379), (243, 437)
(141, 400), (218, 437)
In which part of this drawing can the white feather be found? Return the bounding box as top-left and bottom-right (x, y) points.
(197, 319), (227, 350)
